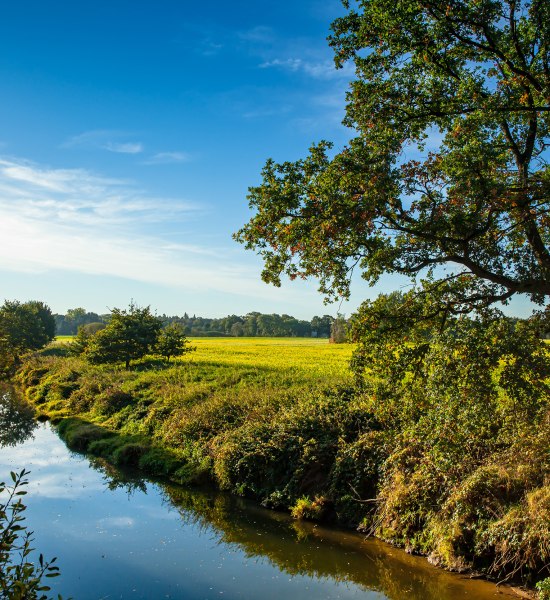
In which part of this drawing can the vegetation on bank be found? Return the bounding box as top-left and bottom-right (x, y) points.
(15, 317), (549, 592)
(225, 1), (550, 590)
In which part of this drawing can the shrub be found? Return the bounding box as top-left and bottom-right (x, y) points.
(94, 388), (133, 416)
(291, 496), (333, 522)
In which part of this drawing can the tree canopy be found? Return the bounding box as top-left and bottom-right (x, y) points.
(86, 303), (161, 368)
(235, 0), (550, 322)
(155, 323), (194, 362)
(0, 301), (56, 353)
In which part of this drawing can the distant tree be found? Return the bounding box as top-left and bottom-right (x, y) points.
(85, 303), (161, 368)
(81, 322), (106, 336)
(230, 322), (245, 337)
(243, 313), (259, 336)
(69, 322), (106, 356)
(0, 301), (56, 368)
(55, 308), (105, 335)
(25, 302), (56, 342)
(155, 323), (195, 361)
(311, 315), (333, 338)
(66, 307), (87, 325)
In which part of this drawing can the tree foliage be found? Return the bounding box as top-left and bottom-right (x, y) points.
(0, 301), (56, 377)
(155, 323), (195, 361)
(55, 309), (105, 336)
(329, 314), (348, 343)
(0, 301), (56, 354)
(85, 303), (161, 368)
(235, 0), (550, 320)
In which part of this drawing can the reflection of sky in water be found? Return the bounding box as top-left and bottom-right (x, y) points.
(1, 425), (105, 499)
(0, 423), (383, 600)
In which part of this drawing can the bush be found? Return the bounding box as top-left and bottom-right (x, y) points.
(94, 388), (133, 416)
(57, 418), (113, 452)
(290, 496), (333, 522)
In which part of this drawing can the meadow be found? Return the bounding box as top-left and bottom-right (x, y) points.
(190, 336), (352, 378)
(17, 336), (357, 493)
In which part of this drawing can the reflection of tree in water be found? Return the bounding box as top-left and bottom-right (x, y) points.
(0, 385), (37, 448)
(58, 431), (507, 600)
(158, 485), (510, 600)
(86, 456), (147, 496)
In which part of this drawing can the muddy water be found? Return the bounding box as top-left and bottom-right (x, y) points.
(0, 388), (514, 599)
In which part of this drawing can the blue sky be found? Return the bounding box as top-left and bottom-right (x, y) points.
(0, 1), (533, 319)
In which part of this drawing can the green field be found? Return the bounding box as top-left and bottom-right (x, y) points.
(190, 336), (352, 377)
(18, 336), (357, 506)
(54, 335), (75, 343)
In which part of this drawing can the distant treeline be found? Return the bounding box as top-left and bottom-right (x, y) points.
(54, 308), (338, 338)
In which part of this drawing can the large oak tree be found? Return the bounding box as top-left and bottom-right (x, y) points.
(236, 0), (550, 322)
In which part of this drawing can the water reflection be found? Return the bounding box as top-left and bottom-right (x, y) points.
(0, 415), (514, 600)
(160, 485), (513, 600)
(82, 454), (513, 600)
(0, 384), (37, 447)
(88, 456), (147, 496)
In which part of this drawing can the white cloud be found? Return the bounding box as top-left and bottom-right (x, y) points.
(103, 141), (144, 154)
(198, 38), (223, 57)
(143, 152), (191, 165)
(98, 517), (136, 528)
(62, 130), (144, 154)
(0, 156), (290, 300)
(0, 158), (192, 227)
(0, 425), (104, 499)
(238, 26), (275, 44)
(259, 57), (353, 80)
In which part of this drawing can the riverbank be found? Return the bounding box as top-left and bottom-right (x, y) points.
(0, 407), (518, 600)
(14, 336), (550, 594)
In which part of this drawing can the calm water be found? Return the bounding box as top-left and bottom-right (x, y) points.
(0, 387), (513, 600)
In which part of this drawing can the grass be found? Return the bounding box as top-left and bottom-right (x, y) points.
(17, 337), (355, 487)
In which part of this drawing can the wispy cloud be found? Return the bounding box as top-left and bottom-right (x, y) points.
(0, 158), (191, 226)
(62, 130), (144, 154)
(0, 156), (288, 300)
(143, 151), (191, 165)
(197, 38), (223, 57)
(103, 141), (144, 154)
(238, 25), (275, 44)
(259, 57), (352, 80)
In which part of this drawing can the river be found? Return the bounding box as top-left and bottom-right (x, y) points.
(0, 387), (515, 599)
